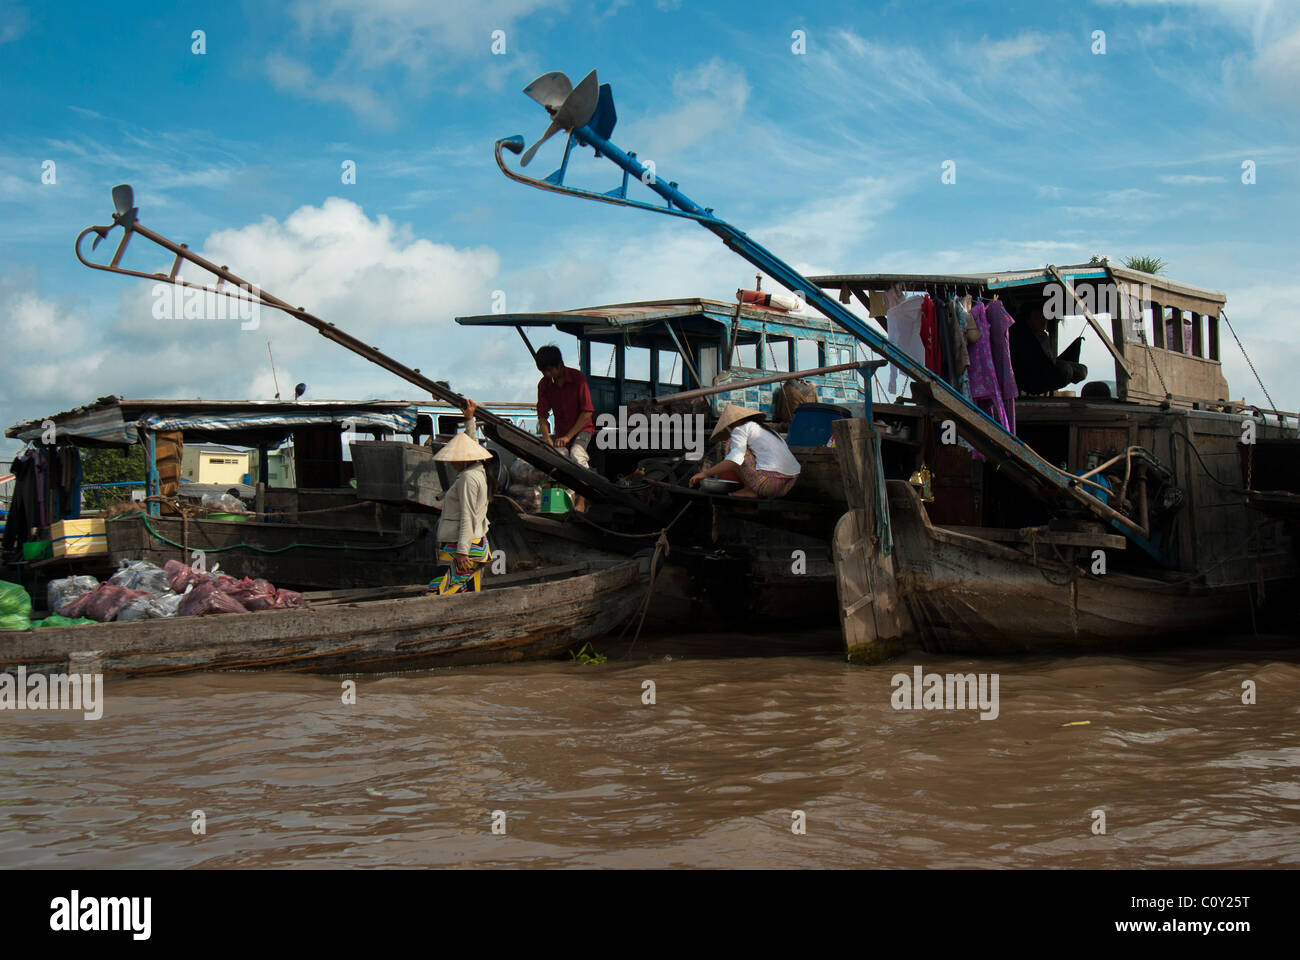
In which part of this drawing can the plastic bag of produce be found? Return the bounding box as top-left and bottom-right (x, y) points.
(109, 560), (174, 596)
(176, 582), (248, 617)
(211, 574), (242, 594)
(155, 592), (185, 618)
(224, 577), (275, 608)
(164, 559), (208, 593)
(200, 492), (246, 514)
(57, 591), (96, 619)
(506, 483), (542, 513)
(0, 580), (32, 618)
(0, 614), (30, 631)
(508, 459), (547, 486)
(47, 575), (100, 613)
(33, 615), (97, 628)
(272, 588), (305, 609)
(84, 584), (152, 622)
(116, 595), (169, 621)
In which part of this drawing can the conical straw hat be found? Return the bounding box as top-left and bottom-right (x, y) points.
(711, 403), (764, 439)
(434, 431), (493, 461)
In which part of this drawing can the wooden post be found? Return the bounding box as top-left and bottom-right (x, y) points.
(831, 418), (909, 663)
(1207, 313), (1220, 361)
(1191, 312), (1204, 358)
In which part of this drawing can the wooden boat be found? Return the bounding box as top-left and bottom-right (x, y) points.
(817, 265), (1300, 660)
(2, 529), (647, 678)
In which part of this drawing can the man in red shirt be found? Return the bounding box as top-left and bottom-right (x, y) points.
(535, 344), (595, 512)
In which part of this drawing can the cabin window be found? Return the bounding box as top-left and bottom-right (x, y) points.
(625, 345), (651, 382)
(796, 338), (820, 371)
(658, 349), (683, 385)
(733, 342), (757, 368)
(697, 345), (719, 386)
(767, 337), (792, 371)
(589, 341), (616, 378)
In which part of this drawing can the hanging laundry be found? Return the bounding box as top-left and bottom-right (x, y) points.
(948, 296), (973, 399)
(882, 283), (906, 313)
(920, 294), (941, 374)
(885, 295), (926, 394)
(936, 296), (956, 384)
(986, 299), (1019, 434)
(968, 301), (1010, 435)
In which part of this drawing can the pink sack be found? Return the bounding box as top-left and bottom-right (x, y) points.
(57, 590), (95, 619)
(272, 588), (305, 609)
(176, 582), (248, 617)
(222, 572), (273, 600)
(165, 559), (207, 593)
(83, 584), (151, 622)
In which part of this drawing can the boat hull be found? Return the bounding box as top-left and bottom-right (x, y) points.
(2, 561), (644, 677)
(887, 482), (1283, 654)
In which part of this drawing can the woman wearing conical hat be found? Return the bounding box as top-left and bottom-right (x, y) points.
(689, 403), (801, 499)
(428, 399), (495, 596)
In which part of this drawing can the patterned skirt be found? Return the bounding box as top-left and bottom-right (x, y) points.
(427, 537), (492, 596)
(737, 449), (798, 499)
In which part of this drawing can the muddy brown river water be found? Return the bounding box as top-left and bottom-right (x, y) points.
(2, 629), (1297, 868)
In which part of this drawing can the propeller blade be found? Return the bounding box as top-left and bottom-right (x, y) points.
(519, 69), (600, 167)
(111, 184), (134, 216)
(520, 120), (562, 167)
(557, 69), (599, 131)
(523, 72), (573, 114)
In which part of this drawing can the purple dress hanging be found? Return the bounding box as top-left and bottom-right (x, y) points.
(986, 300), (1018, 434)
(967, 302), (1009, 433)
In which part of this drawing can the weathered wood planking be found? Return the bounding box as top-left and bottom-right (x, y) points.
(4, 561), (644, 677)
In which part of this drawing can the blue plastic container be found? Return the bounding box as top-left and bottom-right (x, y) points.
(786, 403), (852, 447)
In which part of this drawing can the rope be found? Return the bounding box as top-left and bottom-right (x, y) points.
(617, 529), (671, 656)
(568, 500), (695, 539)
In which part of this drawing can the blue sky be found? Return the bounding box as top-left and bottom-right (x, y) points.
(2, 0), (1298, 459)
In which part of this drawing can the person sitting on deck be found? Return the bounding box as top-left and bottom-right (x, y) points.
(689, 404), (801, 499)
(428, 399), (493, 596)
(535, 344), (595, 513)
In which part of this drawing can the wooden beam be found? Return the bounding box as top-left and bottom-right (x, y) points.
(1047, 264), (1131, 377)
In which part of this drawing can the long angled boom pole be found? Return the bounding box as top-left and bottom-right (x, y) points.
(75, 196), (659, 518)
(496, 116), (1166, 563)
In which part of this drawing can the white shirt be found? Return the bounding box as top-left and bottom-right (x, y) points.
(437, 463), (490, 555)
(885, 294), (925, 394)
(724, 422), (801, 476)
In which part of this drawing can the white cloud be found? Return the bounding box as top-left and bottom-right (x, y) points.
(1160, 173), (1228, 184)
(1, 201), (516, 451)
(0, 1), (27, 45)
(636, 59), (751, 159)
(979, 31), (1051, 71)
(274, 0), (568, 118)
(266, 54), (397, 128)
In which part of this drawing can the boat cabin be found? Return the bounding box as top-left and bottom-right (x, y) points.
(457, 296), (867, 424)
(2, 396), (536, 594)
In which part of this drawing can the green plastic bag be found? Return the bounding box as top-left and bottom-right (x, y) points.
(0, 613), (31, 631)
(32, 615), (96, 628)
(0, 580), (31, 617)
